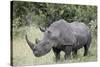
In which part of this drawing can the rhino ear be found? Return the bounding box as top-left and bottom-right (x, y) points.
(39, 26), (46, 32)
(35, 38), (40, 44)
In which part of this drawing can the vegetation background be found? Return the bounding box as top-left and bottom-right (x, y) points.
(11, 1), (97, 66)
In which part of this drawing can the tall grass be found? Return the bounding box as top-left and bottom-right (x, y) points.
(12, 26), (97, 66)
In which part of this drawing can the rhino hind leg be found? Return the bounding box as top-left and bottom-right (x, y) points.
(84, 40), (91, 56)
(53, 47), (61, 62)
(84, 44), (89, 56)
(84, 41), (91, 56)
(84, 34), (91, 56)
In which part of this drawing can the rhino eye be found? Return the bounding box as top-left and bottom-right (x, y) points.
(46, 30), (51, 34)
(48, 30), (51, 33)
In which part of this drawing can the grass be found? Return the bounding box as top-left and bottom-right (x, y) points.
(12, 26), (97, 66)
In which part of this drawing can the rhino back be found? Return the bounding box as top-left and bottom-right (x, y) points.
(49, 19), (76, 46)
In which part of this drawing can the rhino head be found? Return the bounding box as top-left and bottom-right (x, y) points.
(26, 27), (60, 57)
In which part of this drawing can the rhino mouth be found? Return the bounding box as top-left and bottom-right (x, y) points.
(33, 51), (45, 57)
(33, 48), (51, 57)
(34, 52), (48, 57)
(34, 53), (41, 57)
(33, 51), (42, 57)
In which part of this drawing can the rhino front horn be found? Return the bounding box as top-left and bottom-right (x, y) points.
(25, 35), (35, 50)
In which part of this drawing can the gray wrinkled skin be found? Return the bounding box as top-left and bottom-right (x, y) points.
(26, 19), (91, 62)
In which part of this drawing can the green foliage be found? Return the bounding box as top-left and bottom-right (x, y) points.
(12, 1), (97, 28)
(89, 20), (97, 36)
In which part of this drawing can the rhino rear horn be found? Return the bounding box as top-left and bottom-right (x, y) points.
(25, 35), (34, 50)
(39, 26), (46, 32)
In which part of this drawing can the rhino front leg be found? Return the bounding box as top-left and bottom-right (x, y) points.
(64, 46), (72, 60)
(72, 49), (78, 58)
(53, 47), (61, 62)
(64, 51), (71, 60)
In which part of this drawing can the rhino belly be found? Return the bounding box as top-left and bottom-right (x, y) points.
(72, 35), (87, 50)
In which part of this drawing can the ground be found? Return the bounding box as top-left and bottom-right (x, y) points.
(12, 26), (97, 66)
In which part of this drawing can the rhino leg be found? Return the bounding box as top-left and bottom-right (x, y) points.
(64, 52), (71, 60)
(53, 47), (61, 62)
(84, 44), (89, 56)
(84, 35), (91, 56)
(72, 49), (78, 58)
(64, 46), (72, 60)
